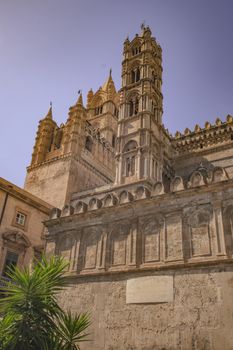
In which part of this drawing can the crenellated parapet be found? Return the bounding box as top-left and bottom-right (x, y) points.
(172, 115), (233, 155)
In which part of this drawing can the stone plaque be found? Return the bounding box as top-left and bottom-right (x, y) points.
(126, 276), (173, 304)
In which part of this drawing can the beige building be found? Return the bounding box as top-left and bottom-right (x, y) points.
(0, 177), (51, 280)
(25, 26), (233, 349)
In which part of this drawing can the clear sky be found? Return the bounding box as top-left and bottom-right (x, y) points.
(0, 0), (233, 187)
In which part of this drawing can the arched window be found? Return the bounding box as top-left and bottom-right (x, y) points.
(135, 97), (139, 114)
(128, 96), (139, 117)
(114, 107), (118, 117)
(131, 71), (136, 84)
(123, 140), (137, 177)
(48, 132), (54, 152)
(131, 67), (140, 84)
(54, 128), (63, 150)
(112, 135), (116, 148)
(129, 100), (134, 116)
(132, 46), (141, 56)
(152, 101), (157, 120)
(85, 136), (93, 152)
(94, 106), (103, 115)
(125, 156), (135, 177)
(123, 140), (137, 152)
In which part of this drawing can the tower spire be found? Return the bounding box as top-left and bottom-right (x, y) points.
(45, 103), (53, 119)
(76, 90), (83, 106)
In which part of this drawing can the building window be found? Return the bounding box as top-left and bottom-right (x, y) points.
(85, 136), (93, 152)
(94, 106), (103, 115)
(112, 135), (116, 148)
(128, 97), (139, 117)
(152, 101), (157, 120)
(132, 47), (141, 56)
(114, 106), (118, 117)
(15, 212), (26, 226)
(2, 251), (19, 277)
(125, 156), (135, 177)
(131, 68), (140, 83)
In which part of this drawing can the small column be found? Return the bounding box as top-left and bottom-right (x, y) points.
(97, 232), (107, 270)
(127, 221), (138, 267)
(144, 155), (149, 177)
(70, 232), (81, 271)
(136, 149), (141, 178)
(213, 202), (226, 256)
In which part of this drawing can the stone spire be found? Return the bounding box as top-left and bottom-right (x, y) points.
(87, 89), (94, 108)
(45, 104), (53, 119)
(102, 69), (116, 100)
(76, 92), (83, 107)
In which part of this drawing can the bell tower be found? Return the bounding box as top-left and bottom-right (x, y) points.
(115, 26), (164, 185)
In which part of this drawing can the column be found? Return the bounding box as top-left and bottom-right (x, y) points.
(213, 202), (226, 256)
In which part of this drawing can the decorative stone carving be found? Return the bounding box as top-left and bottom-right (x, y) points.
(118, 190), (134, 204)
(102, 193), (118, 207)
(215, 117), (222, 126)
(194, 124), (201, 133)
(140, 217), (163, 263)
(74, 201), (87, 214)
(165, 214), (183, 261)
(61, 204), (74, 217)
(82, 228), (102, 269)
(135, 186), (151, 200)
(109, 223), (130, 267)
(226, 114), (233, 123)
(188, 171), (205, 188)
(2, 231), (31, 248)
(57, 232), (76, 270)
(170, 176), (184, 192)
(184, 128), (191, 135)
(152, 181), (164, 196)
(88, 197), (102, 211)
(175, 131), (181, 138)
(50, 207), (61, 219)
(212, 167), (228, 183)
(187, 208), (212, 257)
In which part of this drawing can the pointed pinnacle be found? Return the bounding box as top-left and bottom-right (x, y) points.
(76, 93), (83, 106)
(45, 105), (53, 119)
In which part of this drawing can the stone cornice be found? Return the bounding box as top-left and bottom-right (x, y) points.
(27, 153), (72, 171)
(63, 259), (233, 280)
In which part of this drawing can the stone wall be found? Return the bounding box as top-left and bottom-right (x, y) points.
(45, 174), (233, 349)
(58, 264), (233, 350)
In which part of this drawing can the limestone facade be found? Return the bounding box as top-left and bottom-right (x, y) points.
(0, 177), (51, 280)
(30, 25), (233, 349)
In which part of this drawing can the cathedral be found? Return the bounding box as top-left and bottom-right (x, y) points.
(25, 26), (233, 349)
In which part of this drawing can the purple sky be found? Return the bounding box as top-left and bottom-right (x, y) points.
(1, 0), (233, 187)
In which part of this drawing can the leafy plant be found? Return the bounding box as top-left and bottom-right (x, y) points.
(0, 256), (90, 350)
